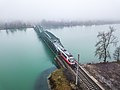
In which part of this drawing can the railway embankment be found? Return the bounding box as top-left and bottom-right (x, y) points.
(48, 69), (82, 90)
(83, 62), (120, 90)
(48, 62), (120, 90)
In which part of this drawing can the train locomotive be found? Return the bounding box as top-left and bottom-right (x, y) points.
(54, 42), (76, 66)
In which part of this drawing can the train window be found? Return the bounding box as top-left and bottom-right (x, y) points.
(54, 40), (56, 42)
(62, 53), (67, 58)
(68, 59), (70, 62)
(63, 49), (67, 51)
(69, 58), (75, 63)
(70, 60), (74, 63)
(68, 59), (74, 63)
(68, 55), (73, 57)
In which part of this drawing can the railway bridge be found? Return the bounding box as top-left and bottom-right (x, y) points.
(34, 25), (105, 90)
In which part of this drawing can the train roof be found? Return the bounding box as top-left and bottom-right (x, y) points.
(64, 51), (73, 57)
(55, 43), (73, 57)
(44, 31), (61, 43)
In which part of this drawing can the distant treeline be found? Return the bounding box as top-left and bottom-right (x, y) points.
(0, 20), (120, 30)
(0, 21), (33, 30)
(39, 20), (120, 29)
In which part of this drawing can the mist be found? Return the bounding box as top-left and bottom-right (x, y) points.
(0, 0), (120, 22)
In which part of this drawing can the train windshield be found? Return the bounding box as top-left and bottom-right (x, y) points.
(69, 58), (75, 63)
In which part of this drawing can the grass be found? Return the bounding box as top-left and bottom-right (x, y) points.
(48, 69), (72, 90)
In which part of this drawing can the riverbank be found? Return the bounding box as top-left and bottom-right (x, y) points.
(34, 67), (56, 90)
(48, 62), (120, 90)
(48, 69), (80, 90)
(83, 62), (120, 90)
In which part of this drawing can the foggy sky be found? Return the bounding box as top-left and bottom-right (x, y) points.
(0, 0), (120, 22)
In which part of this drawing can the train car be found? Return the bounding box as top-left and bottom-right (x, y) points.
(61, 50), (75, 65)
(54, 43), (76, 65)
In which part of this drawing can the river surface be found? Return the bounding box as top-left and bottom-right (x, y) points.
(48, 24), (120, 63)
(0, 24), (120, 90)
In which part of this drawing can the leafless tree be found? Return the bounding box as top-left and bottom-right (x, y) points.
(95, 26), (118, 62)
(113, 46), (120, 62)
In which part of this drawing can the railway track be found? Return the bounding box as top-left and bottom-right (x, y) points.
(77, 66), (101, 90)
(57, 56), (104, 90)
(34, 26), (104, 90)
(72, 63), (104, 90)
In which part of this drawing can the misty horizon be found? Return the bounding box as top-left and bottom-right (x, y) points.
(0, 0), (120, 22)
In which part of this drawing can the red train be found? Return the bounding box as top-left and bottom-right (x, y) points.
(55, 43), (76, 65)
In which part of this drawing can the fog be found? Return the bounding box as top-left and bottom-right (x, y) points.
(0, 0), (120, 22)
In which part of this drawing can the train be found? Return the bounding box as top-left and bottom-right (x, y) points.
(43, 30), (76, 66)
(54, 42), (76, 66)
(34, 25), (76, 66)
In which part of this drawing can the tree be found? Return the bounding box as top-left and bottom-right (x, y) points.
(95, 27), (118, 62)
(113, 46), (120, 62)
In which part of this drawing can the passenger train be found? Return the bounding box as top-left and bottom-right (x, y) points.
(54, 42), (76, 66)
(34, 26), (76, 66)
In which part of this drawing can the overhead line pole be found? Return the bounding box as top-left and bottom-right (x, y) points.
(76, 54), (80, 85)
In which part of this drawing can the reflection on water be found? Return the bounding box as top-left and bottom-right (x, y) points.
(7, 28), (26, 34)
(34, 67), (56, 90)
(0, 28), (27, 34)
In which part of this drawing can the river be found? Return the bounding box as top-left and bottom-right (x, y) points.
(0, 24), (120, 90)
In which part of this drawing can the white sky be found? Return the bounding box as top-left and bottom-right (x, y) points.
(0, 0), (120, 22)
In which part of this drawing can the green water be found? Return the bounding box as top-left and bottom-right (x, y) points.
(0, 28), (55, 90)
(0, 24), (120, 90)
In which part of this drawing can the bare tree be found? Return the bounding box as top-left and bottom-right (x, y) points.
(113, 46), (120, 62)
(95, 27), (118, 62)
